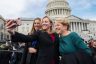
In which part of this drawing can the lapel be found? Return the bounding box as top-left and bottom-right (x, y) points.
(42, 31), (55, 43)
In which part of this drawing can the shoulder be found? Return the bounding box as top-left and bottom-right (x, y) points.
(70, 32), (79, 36)
(70, 32), (78, 35)
(33, 30), (42, 34)
(70, 32), (81, 39)
(53, 32), (59, 37)
(53, 32), (58, 35)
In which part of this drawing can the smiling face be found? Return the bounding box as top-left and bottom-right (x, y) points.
(42, 17), (52, 31)
(54, 21), (69, 35)
(92, 41), (96, 47)
(34, 19), (41, 31)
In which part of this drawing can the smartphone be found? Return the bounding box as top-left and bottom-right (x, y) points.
(13, 18), (22, 26)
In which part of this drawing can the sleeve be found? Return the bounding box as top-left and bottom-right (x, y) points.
(11, 31), (39, 43)
(73, 32), (92, 55)
(28, 41), (39, 49)
(28, 42), (32, 47)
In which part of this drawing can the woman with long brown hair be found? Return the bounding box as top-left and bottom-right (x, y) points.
(27, 18), (41, 64)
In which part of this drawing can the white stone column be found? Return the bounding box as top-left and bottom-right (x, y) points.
(80, 22), (82, 32)
(58, 9), (59, 15)
(52, 10), (53, 15)
(68, 10), (69, 15)
(59, 9), (60, 15)
(86, 23), (88, 30)
(53, 10), (54, 15)
(55, 9), (57, 15)
(74, 22), (76, 32)
(84, 23), (86, 30)
(56, 9), (57, 15)
(65, 10), (66, 15)
(74, 22), (76, 31)
(71, 22), (73, 31)
(50, 11), (51, 16)
(83, 23), (85, 30)
(72, 22), (73, 31)
(60, 9), (61, 15)
(66, 10), (68, 16)
(79, 22), (81, 32)
(85, 23), (87, 30)
(85, 23), (86, 30)
(61, 9), (63, 15)
(62, 9), (63, 15)
(67, 10), (69, 15)
(63, 9), (65, 15)
(81, 23), (83, 31)
(65, 10), (67, 15)
(51, 10), (52, 15)
(70, 22), (72, 31)
(78, 22), (80, 32)
(75, 22), (77, 32)
(55, 9), (56, 15)
(75, 22), (78, 32)
(48, 11), (49, 16)
(56, 9), (58, 15)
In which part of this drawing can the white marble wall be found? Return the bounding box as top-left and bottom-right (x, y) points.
(17, 19), (33, 35)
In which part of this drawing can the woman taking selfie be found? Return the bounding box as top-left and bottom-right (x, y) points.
(6, 16), (59, 64)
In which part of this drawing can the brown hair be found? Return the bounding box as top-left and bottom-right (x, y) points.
(30, 18), (41, 34)
(55, 18), (70, 30)
(42, 16), (53, 31)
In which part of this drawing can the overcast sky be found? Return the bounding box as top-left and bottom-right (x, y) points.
(0, 0), (96, 20)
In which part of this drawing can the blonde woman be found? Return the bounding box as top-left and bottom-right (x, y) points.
(54, 18), (94, 64)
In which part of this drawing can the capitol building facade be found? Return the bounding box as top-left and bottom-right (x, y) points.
(45, 0), (96, 41)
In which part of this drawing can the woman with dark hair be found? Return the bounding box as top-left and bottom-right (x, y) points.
(54, 18), (95, 64)
(30, 18), (41, 34)
(89, 39), (96, 64)
(27, 18), (41, 64)
(6, 16), (59, 64)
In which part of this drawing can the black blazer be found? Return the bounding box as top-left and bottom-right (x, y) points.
(11, 30), (59, 64)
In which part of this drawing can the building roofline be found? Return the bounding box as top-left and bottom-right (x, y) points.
(0, 15), (6, 22)
(20, 18), (34, 21)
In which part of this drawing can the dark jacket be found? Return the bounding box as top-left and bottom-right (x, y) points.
(26, 40), (39, 64)
(11, 30), (59, 64)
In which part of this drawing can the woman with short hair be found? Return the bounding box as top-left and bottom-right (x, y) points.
(54, 18), (94, 64)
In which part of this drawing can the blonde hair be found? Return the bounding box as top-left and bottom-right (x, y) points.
(55, 18), (70, 30)
(42, 16), (53, 31)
